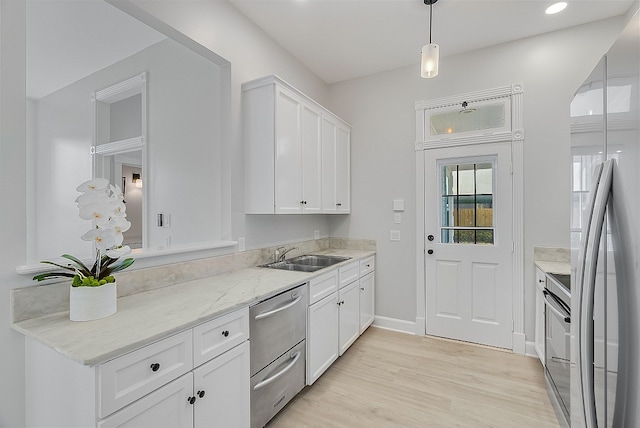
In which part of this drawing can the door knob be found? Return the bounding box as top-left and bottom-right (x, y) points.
(427, 249), (434, 255)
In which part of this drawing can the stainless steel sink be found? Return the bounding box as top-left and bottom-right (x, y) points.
(287, 255), (350, 267)
(259, 254), (351, 272)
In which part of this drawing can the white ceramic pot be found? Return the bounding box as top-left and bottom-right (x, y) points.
(69, 281), (117, 322)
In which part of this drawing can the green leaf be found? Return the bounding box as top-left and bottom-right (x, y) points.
(60, 254), (92, 277)
(33, 272), (76, 282)
(102, 258), (135, 277)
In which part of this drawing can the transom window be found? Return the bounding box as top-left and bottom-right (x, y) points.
(439, 159), (496, 245)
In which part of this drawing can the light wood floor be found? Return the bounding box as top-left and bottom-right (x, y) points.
(268, 327), (560, 428)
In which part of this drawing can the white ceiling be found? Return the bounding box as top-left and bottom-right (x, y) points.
(228, 0), (636, 83)
(27, 0), (636, 99)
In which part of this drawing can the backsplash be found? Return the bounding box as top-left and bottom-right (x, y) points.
(533, 246), (570, 263)
(11, 237), (375, 323)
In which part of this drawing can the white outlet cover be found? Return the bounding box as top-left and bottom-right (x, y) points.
(238, 237), (245, 252)
(390, 230), (401, 241)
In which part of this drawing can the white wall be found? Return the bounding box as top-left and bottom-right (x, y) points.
(0, 1), (28, 426)
(327, 17), (627, 339)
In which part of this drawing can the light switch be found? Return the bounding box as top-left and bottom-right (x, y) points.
(394, 213), (402, 224)
(393, 199), (405, 211)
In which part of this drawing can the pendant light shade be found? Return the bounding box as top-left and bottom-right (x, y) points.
(421, 43), (439, 78)
(421, 0), (439, 79)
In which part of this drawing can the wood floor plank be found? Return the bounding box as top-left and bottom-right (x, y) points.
(268, 327), (560, 428)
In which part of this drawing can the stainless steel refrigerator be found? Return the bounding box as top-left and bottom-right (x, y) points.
(570, 10), (639, 428)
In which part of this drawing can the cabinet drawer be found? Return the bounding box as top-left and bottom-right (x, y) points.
(338, 261), (359, 288)
(359, 256), (375, 277)
(193, 307), (249, 367)
(98, 330), (193, 418)
(309, 269), (338, 305)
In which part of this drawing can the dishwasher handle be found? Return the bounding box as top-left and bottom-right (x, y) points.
(253, 351), (302, 391)
(543, 290), (570, 323)
(254, 295), (303, 320)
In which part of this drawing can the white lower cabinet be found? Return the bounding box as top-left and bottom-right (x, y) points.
(534, 267), (546, 366)
(100, 342), (250, 428)
(359, 271), (375, 334)
(193, 341), (250, 427)
(25, 307), (250, 428)
(99, 374), (194, 428)
(306, 255), (375, 385)
(307, 292), (339, 385)
(338, 280), (360, 356)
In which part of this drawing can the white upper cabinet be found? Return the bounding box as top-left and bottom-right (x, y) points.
(244, 75), (350, 214)
(321, 115), (351, 213)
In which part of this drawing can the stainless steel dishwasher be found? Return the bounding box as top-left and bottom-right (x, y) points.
(249, 283), (306, 428)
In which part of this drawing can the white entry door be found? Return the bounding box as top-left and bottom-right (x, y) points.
(424, 142), (513, 349)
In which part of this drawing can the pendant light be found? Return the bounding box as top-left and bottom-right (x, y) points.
(421, 0), (439, 78)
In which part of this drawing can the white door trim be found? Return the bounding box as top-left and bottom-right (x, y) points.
(414, 84), (526, 354)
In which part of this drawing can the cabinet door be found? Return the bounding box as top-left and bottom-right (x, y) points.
(98, 373), (193, 428)
(359, 272), (375, 334)
(193, 342), (250, 428)
(301, 103), (322, 213)
(321, 115), (351, 214)
(275, 85), (303, 214)
(335, 123), (351, 213)
(307, 292), (339, 385)
(339, 280), (360, 356)
(321, 115), (338, 213)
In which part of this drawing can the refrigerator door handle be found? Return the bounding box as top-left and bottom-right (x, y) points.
(574, 162), (603, 425)
(579, 159), (614, 428)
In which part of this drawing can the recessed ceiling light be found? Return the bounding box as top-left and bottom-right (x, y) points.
(546, 2), (568, 15)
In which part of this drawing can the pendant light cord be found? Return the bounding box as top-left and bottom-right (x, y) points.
(429, 2), (433, 44)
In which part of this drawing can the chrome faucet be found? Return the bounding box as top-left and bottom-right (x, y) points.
(275, 246), (299, 262)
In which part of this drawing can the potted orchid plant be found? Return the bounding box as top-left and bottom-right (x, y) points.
(33, 178), (135, 321)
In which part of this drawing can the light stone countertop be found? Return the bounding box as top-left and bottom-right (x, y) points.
(534, 260), (571, 276)
(12, 249), (374, 366)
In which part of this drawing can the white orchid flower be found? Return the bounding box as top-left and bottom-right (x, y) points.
(75, 191), (104, 206)
(78, 202), (112, 227)
(106, 245), (131, 259)
(76, 178), (109, 193)
(81, 228), (117, 252)
(107, 216), (131, 246)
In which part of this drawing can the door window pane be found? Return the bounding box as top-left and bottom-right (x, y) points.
(430, 103), (505, 136)
(439, 160), (495, 245)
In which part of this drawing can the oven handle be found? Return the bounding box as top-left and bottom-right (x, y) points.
(254, 295), (303, 320)
(253, 351), (302, 391)
(543, 290), (570, 323)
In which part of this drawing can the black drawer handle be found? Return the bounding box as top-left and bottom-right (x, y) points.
(187, 396), (196, 405)
(197, 390), (205, 398)
(150, 362), (160, 372)
(222, 330), (230, 337)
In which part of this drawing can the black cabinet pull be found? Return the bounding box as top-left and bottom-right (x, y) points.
(150, 363), (160, 372)
(197, 390), (205, 398)
(222, 330), (230, 337)
(187, 396), (196, 405)
(427, 249), (434, 255)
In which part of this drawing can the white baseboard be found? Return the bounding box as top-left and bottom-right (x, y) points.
(525, 341), (538, 358)
(512, 332), (526, 355)
(372, 316), (416, 335)
(414, 317), (426, 335)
